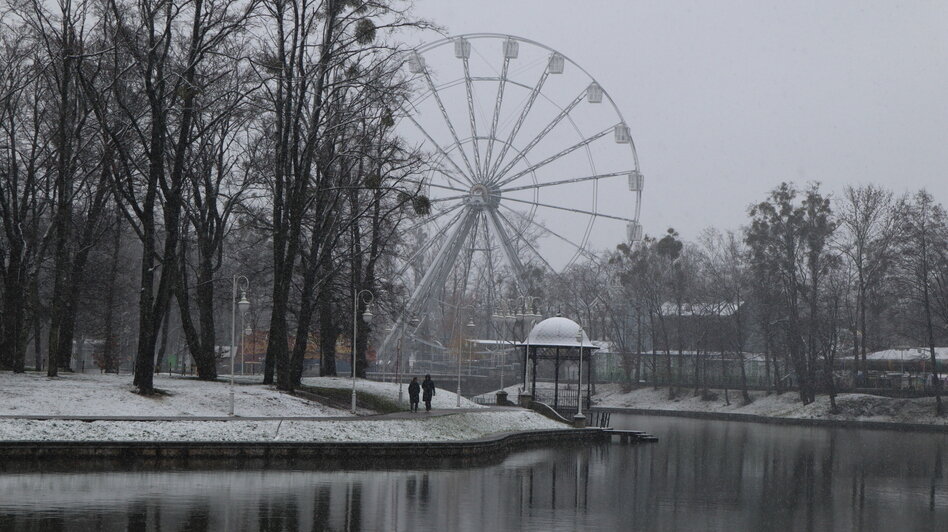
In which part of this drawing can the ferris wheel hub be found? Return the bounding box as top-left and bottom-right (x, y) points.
(467, 183), (500, 209)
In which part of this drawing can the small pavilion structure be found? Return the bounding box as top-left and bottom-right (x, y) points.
(520, 316), (598, 419)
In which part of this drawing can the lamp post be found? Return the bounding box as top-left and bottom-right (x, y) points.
(353, 289), (374, 414)
(386, 323), (405, 405)
(575, 328), (586, 423)
(459, 315), (475, 407)
(491, 303), (513, 392)
(516, 297), (542, 395)
(241, 324), (251, 376)
(230, 276), (250, 416)
(396, 333), (403, 404)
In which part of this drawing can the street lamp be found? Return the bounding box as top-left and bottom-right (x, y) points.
(230, 275), (250, 416)
(353, 289), (374, 414)
(459, 316), (475, 407)
(241, 324), (252, 376)
(518, 297), (542, 394)
(575, 328), (585, 421)
(385, 324), (406, 405)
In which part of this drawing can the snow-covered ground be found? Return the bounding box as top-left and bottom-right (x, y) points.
(301, 376), (484, 409)
(0, 372), (559, 442)
(0, 372), (347, 417)
(0, 410), (562, 442)
(594, 383), (948, 426)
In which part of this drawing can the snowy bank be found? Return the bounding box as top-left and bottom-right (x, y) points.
(594, 384), (948, 427)
(0, 410), (563, 442)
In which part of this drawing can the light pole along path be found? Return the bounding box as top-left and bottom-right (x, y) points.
(230, 276), (250, 416)
(353, 289), (375, 414)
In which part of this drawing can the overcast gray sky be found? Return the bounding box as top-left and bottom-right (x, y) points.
(410, 0), (948, 241)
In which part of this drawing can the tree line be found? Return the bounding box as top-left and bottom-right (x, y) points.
(539, 183), (947, 415)
(0, 0), (431, 393)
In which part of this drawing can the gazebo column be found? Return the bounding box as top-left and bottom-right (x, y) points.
(519, 345), (533, 407)
(586, 353), (592, 411)
(554, 347), (560, 410)
(531, 348), (538, 398)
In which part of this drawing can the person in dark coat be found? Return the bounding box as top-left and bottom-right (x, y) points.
(408, 377), (421, 412)
(421, 374), (436, 412)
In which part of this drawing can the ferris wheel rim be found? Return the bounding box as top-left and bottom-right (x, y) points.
(413, 34), (639, 157)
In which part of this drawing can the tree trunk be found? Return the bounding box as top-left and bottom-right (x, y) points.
(154, 310), (170, 373)
(101, 209), (121, 373)
(318, 277), (338, 376)
(923, 267), (944, 416)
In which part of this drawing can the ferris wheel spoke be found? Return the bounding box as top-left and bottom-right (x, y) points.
(500, 195), (636, 223)
(462, 58), (483, 180)
(498, 170), (633, 194)
(484, 208), (529, 293)
(428, 194), (469, 204)
(399, 176), (468, 194)
(483, 57), (510, 182)
(403, 108), (475, 186)
(420, 68), (479, 181)
(488, 67), (551, 179)
(498, 203), (601, 263)
(494, 125), (614, 188)
(398, 202), (465, 236)
(491, 92), (585, 184)
(494, 208), (591, 307)
(492, 208), (560, 275)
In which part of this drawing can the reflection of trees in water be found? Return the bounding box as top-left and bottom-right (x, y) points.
(1, 426), (946, 530)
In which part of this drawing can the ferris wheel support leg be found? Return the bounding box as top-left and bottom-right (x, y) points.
(377, 208), (478, 365)
(484, 207), (529, 295)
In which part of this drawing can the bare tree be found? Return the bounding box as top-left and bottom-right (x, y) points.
(836, 185), (897, 376)
(700, 228), (752, 404)
(0, 20), (51, 373)
(896, 190), (947, 416)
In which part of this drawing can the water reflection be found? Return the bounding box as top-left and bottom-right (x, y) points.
(0, 415), (946, 531)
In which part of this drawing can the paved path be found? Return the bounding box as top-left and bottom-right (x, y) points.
(0, 406), (523, 423)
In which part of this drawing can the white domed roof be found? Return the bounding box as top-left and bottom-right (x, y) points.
(526, 316), (593, 347)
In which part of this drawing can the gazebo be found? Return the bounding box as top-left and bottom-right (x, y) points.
(520, 316), (598, 420)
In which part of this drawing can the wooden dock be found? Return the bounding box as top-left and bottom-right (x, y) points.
(588, 411), (658, 443)
(602, 428), (659, 444)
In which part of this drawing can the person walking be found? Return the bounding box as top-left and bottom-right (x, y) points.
(422, 374), (436, 412)
(408, 377), (421, 412)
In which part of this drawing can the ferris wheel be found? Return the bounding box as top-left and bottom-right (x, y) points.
(378, 33), (644, 365)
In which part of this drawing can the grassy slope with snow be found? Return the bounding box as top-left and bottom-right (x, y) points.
(0, 372), (347, 417)
(302, 376), (484, 410)
(594, 383), (948, 426)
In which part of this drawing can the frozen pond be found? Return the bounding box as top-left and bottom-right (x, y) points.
(1, 414), (946, 531)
